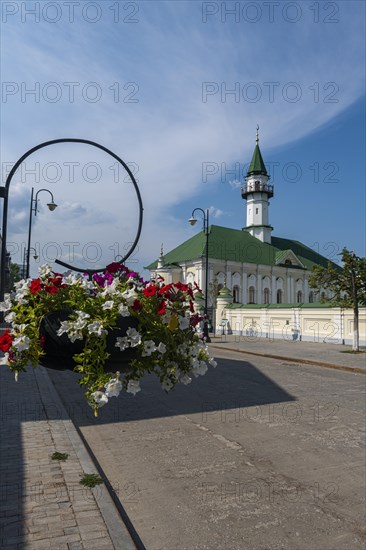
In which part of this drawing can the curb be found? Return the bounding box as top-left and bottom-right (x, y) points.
(209, 344), (366, 374)
(34, 366), (144, 550)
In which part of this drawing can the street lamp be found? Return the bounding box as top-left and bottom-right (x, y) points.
(22, 247), (38, 278)
(188, 207), (211, 343)
(26, 187), (57, 278)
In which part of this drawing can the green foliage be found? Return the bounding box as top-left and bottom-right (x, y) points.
(5, 262), (21, 293)
(51, 451), (69, 461)
(309, 248), (366, 308)
(79, 473), (104, 488)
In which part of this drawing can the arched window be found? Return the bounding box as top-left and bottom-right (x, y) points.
(297, 291), (302, 303)
(276, 289), (282, 304)
(309, 291), (314, 303)
(263, 288), (270, 304)
(233, 285), (240, 304)
(284, 259), (292, 266)
(248, 286), (255, 304)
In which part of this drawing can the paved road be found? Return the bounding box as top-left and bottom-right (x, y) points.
(48, 348), (366, 550)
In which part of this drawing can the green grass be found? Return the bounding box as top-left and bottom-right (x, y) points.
(79, 473), (104, 488)
(51, 451), (69, 461)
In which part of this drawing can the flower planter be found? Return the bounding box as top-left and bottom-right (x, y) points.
(40, 310), (139, 372)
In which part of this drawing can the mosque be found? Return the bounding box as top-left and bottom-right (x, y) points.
(148, 129), (333, 327)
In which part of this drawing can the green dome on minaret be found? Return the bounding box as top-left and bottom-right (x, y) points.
(246, 126), (268, 177)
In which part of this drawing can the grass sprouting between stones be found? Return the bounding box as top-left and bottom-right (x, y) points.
(79, 473), (104, 488)
(51, 451), (69, 461)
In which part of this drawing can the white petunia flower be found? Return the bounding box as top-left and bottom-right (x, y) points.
(126, 379), (141, 396)
(157, 342), (166, 354)
(91, 391), (109, 406)
(192, 361), (208, 377)
(0, 295), (12, 312)
(115, 336), (129, 351)
(209, 359), (218, 368)
(12, 324), (27, 335)
(102, 300), (114, 310)
(5, 311), (16, 323)
(12, 335), (31, 352)
(62, 274), (78, 285)
(15, 280), (30, 291)
(39, 264), (53, 277)
(75, 311), (90, 320)
(180, 374), (192, 385)
(105, 374), (122, 398)
(178, 316), (190, 330)
(141, 340), (156, 357)
(162, 378), (174, 392)
(0, 353), (10, 365)
(68, 331), (84, 343)
(122, 288), (138, 306)
(126, 327), (141, 347)
(118, 304), (130, 317)
(177, 343), (189, 355)
(87, 321), (106, 337)
(57, 321), (71, 336)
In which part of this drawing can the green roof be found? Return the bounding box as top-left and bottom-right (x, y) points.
(147, 225), (338, 271)
(247, 144), (268, 176)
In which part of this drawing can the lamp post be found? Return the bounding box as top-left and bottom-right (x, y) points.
(26, 188), (57, 278)
(23, 247), (38, 278)
(188, 208), (211, 343)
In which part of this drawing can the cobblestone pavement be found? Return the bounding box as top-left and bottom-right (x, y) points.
(209, 334), (366, 373)
(0, 364), (135, 550)
(47, 348), (365, 550)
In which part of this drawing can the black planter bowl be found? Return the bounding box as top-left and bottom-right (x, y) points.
(39, 310), (139, 372)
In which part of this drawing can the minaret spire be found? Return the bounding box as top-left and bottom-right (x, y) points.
(157, 243), (165, 269)
(241, 129), (274, 243)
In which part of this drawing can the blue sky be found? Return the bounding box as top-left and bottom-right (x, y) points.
(1, 0), (365, 277)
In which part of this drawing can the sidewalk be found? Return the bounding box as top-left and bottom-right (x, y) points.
(209, 334), (366, 373)
(0, 363), (137, 550)
(1, 336), (364, 549)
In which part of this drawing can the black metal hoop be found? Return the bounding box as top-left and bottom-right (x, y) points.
(1, 138), (143, 284)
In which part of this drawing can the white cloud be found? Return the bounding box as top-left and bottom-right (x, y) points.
(2, 1), (365, 272)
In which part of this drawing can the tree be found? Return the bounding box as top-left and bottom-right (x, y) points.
(5, 262), (21, 293)
(309, 248), (366, 351)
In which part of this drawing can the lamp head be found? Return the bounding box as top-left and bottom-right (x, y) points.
(33, 255), (38, 260)
(47, 202), (57, 212)
(188, 216), (197, 226)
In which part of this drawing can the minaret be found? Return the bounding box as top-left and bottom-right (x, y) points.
(157, 243), (165, 269)
(241, 127), (274, 243)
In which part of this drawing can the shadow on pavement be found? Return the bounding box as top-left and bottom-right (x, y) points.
(47, 356), (295, 427)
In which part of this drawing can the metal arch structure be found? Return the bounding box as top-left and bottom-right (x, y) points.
(0, 138), (144, 301)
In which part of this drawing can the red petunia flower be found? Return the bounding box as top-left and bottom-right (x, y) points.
(143, 285), (158, 297)
(45, 285), (59, 294)
(131, 299), (142, 311)
(0, 329), (13, 352)
(105, 262), (123, 274)
(38, 336), (46, 349)
(30, 279), (42, 294)
(50, 277), (65, 288)
(157, 300), (167, 316)
(174, 281), (188, 291)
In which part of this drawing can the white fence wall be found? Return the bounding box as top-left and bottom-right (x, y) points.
(218, 307), (366, 346)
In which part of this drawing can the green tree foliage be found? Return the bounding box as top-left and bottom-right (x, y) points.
(5, 262), (21, 293)
(309, 248), (366, 350)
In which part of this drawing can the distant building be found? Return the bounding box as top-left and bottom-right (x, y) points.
(148, 130), (336, 324)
